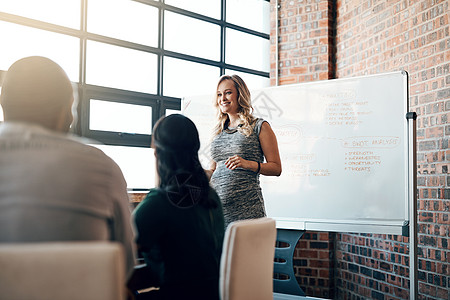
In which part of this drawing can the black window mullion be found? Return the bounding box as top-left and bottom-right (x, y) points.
(72, 0), (88, 136)
(220, 0), (226, 76)
(157, 4), (164, 97)
(88, 131), (151, 148)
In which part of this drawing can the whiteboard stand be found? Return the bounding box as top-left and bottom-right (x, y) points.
(406, 111), (417, 300)
(274, 229), (306, 297)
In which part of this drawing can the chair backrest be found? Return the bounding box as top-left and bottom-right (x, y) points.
(0, 242), (125, 300)
(220, 217), (277, 300)
(273, 229), (306, 296)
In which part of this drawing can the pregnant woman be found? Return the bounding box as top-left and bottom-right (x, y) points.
(207, 74), (282, 227)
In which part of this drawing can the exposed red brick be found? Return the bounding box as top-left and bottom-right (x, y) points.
(272, 0), (449, 299)
(289, 66), (308, 74)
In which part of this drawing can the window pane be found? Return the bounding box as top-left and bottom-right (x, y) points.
(86, 41), (157, 94)
(164, 57), (220, 98)
(226, 29), (270, 72)
(87, 0), (158, 47)
(165, 0), (220, 19)
(0, 0), (80, 29)
(92, 144), (156, 189)
(226, 0), (270, 34)
(89, 100), (152, 134)
(225, 70), (270, 90)
(165, 109), (181, 116)
(0, 21), (80, 81)
(164, 12), (220, 61)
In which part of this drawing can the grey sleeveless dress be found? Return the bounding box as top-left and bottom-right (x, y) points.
(210, 118), (266, 227)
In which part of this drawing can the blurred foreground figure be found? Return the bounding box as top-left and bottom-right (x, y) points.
(0, 56), (135, 280)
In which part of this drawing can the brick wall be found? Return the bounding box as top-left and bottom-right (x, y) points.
(129, 193), (146, 209)
(272, 0), (449, 299)
(294, 232), (336, 298)
(273, 0), (336, 85)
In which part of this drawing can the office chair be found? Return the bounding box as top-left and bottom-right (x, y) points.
(0, 242), (125, 300)
(219, 217), (277, 300)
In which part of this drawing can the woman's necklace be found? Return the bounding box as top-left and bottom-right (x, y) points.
(224, 123), (243, 134)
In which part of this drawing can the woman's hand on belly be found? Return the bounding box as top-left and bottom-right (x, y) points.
(224, 155), (258, 172)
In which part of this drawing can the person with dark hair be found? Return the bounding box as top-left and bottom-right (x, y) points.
(0, 56), (136, 280)
(131, 114), (225, 300)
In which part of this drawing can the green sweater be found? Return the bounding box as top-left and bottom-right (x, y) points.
(133, 187), (225, 299)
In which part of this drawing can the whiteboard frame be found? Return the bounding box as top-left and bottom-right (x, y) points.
(267, 71), (411, 235)
(275, 218), (407, 235)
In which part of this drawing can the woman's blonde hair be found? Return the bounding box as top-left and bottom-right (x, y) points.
(213, 74), (256, 137)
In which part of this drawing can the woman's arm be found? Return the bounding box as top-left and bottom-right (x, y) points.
(257, 122), (282, 176)
(205, 161), (216, 181)
(224, 122), (282, 176)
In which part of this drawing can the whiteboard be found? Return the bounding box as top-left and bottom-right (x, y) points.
(183, 72), (410, 234)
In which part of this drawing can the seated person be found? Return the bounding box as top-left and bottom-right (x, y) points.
(0, 56), (136, 280)
(130, 114), (225, 300)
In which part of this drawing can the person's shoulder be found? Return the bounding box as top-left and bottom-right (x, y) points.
(251, 117), (267, 126)
(255, 117), (268, 125)
(146, 188), (167, 200)
(66, 134), (100, 146)
(65, 135), (105, 153)
(56, 136), (129, 187)
(134, 189), (168, 218)
(137, 189), (167, 208)
(252, 117), (268, 135)
(0, 123), (108, 158)
(63, 135), (121, 165)
(39, 131), (102, 154)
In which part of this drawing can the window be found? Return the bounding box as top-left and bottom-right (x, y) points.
(87, 0), (159, 47)
(89, 100), (153, 135)
(226, 28), (270, 72)
(226, 0), (270, 34)
(0, 0), (80, 29)
(163, 57), (220, 98)
(86, 41), (158, 94)
(165, 0), (220, 19)
(0, 0), (270, 189)
(92, 144), (156, 190)
(164, 11), (220, 61)
(0, 21), (79, 81)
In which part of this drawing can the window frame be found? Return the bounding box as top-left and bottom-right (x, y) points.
(0, 0), (270, 148)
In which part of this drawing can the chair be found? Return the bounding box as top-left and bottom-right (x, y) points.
(0, 242), (125, 300)
(273, 229), (306, 297)
(220, 217), (277, 300)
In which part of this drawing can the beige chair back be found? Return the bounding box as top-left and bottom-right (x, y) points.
(220, 217), (277, 300)
(0, 242), (125, 300)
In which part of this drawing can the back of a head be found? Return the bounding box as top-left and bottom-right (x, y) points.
(153, 114), (215, 208)
(153, 114), (200, 154)
(0, 56), (73, 131)
(152, 114), (201, 184)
